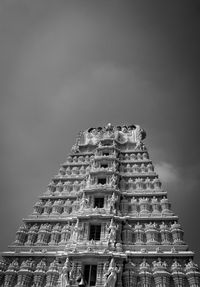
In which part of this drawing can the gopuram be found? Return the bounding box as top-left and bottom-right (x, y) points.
(0, 123), (199, 287)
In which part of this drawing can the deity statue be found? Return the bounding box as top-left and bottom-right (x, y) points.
(108, 193), (118, 214)
(79, 193), (89, 211)
(60, 257), (74, 287)
(110, 174), (117, 187)
(86, 174), (91, 187)
(135, 141), (144, 150)
(104, 258), (121, 287)
(106, 219), (119, 245)
(71, 219), (83, 242)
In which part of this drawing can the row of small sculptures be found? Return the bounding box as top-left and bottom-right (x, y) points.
(64, 151), (150, 165)
(55, 163), (155, 180)
(1, 257), (199, 287)
(33, 194), (171, 216)
(77, 123), (146, 145)
(14, 220), (183, 246)
(119, 163), (154, 173)
(33, 193), (117, 214)
(46, 177), (162, 195)
(15, 219), (119, 246)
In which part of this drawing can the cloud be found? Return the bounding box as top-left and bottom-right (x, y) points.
(155, 162), (180, 184)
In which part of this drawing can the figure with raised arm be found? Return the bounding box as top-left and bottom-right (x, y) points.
(61, 257), (74, 287)
(104, 258), (121, 287)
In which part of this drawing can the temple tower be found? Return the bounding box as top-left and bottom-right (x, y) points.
(0, 123), (199, 287)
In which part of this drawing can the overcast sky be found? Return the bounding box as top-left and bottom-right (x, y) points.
(0, 0), (200, 263)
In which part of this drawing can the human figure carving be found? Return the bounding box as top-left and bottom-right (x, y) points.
(79, 193), (89, 211)
(61, 257), (74, 287)
(106, 219), (118, 245)
(110, 175), (117, 187)
(104, 258), (121, 287)
(108, 193), (118, 214)
(71, 219), (83, 242)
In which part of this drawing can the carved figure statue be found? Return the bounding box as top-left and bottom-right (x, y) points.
(135, 141), (144, 150)
(79, 193), (89, 211)
(106, 219), (119, 245)
(110, 175), (117, 187)
(104, 258), (121, 287)
(61, 257), (74, 287)
(86, 174), (91, 187)
(108, 193), (118, 214)
(71, 219), (82, 242)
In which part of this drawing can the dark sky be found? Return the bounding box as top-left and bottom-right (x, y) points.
(0, 0), (200, 263)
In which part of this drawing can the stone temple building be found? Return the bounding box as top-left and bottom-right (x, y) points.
(0, 123), (199, 287)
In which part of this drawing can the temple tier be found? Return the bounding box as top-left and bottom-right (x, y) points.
(1, 123), (199, 287)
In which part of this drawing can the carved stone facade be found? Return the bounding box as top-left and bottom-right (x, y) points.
(0, 123), (199, 287)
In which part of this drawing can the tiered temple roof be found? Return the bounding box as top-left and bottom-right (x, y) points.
(0, 123), (199, 287)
